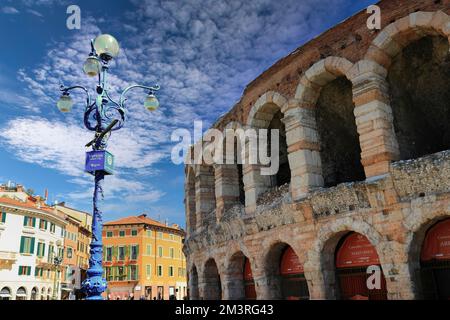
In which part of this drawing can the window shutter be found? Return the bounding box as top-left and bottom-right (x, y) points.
(42, 243), (46, 257)
(20, 236), (25, 253)
(32, 217), (36, 227)
(27, 267), (31, 276)
(136, 245), (139, 257)
(30, 238), (35, 254)
(23, 216), (27, 226)
(18, 266), (22, 275)
(45, 220), (48, 229)
(1, 212), (6, 223)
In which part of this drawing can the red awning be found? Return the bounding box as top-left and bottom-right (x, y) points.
(421, 219), (450, 262)
(336, 233), (381, 268)
(280, 246), (304, 275)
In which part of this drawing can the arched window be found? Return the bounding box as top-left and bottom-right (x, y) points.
(388, 35), (450, 160)
(420, 218), (450, 300)
(30, 287), (38, 300)
(0, 287), (11, 300)
(335, 232), (387, 300)
(279, 246), (309, 300)
(16, 287), (27, 300)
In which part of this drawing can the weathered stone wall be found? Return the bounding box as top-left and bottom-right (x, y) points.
(184, 0), (450, 300)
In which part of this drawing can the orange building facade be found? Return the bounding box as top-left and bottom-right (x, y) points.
(102, 214), (187, 300)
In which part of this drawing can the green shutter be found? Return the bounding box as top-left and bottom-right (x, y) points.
(1, 212), (6, 223)
(23, 216), (27, 226)
(42, 243), (46, 257)
(32, 217), (36, 227)
(136, 245), (139, 257)
(18, 266), (22, 275)
(20, 236), (25, 253)
(30, 238), (35, 254)
(27, 267), (31, 276)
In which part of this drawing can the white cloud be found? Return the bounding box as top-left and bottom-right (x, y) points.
(1, 6), (19, 14)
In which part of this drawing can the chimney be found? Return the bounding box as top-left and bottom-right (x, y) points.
(139, 213), (147, 218)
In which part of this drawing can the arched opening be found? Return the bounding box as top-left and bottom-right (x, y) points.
(226, 252), (256, 300)
(16, 287), (27, 301)
(316, 77), (365, 187)
(335, 232), (387, 300)
(388, 35), (450, 160)
(0, 287), (12, 300)
(419, 218), (450, 300)
(280, 246), (309, 300)
(265, 243), (309, 300)
(47, 287), (52, 300)
(186, 167), (196, 234)
(40, 288), (45, 300)
(189, 265), (199, 300)
(203, 259), (222, 300)
(268, 110), (291, 187)
(30, 287), (38, 300)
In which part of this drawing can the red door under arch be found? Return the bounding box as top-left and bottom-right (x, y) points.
(335, 233), (387, 300)
(279, 246), (309, 300)
(243, 258), (256, 300)
(420, 219), (450, 299)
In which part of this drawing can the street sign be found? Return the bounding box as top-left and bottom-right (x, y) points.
(85, 150), (114, 175)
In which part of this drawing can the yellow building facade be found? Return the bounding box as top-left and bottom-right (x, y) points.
(102, 214), (187, 300)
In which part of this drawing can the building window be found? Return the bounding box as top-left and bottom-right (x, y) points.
(130, 265), (138, 280)
(39, 219), (48, 230)
(118, 246), (125, 261)
(48, 245), (54, 262)
(131, 245), (139, 260)
(35, 267), (43, 277)
(169, 234), (174, 240)
(119, 230), (125, 237)
(106, 247), (113, 261)
(106, 231), (113, 238)
(146, 264), (151, 277)
(169, 266), (174, 277)
(157, 265), (163, 277)
(104, 267), (112, 281)
(169, 247), (174, 258)
(158, 246), (163, 257)
(146, 230), (152, 237)
(117, 266), (125, 281)
(50, 223), (56, 233)
(67, 247), (73, 259)
(158, 232), (163, 239)
(131, 229), (138, 236)
(23, 216), (36, 228)
(146, 245), (152, 256)
(18, 266), (31, 276)
(0, 211), (6, 223)
(37, 242), (46, 258)
(178, 267), (182, 277)
(20, 236), (35, 254)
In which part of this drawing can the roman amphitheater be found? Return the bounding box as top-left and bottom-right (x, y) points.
(183, 0), (450, 300)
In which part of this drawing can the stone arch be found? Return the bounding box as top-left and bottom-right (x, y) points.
(405, 210), (450, 299)
(360, 11), (450, 166)
(185, 165), (196, 235)
(30, 287), (38, 300)
(306, 218), (388, 299)
(244, 91), (290, 213)
(202, 258), (222, 300)
(223, 250), (254, 300)
(292, 56), (366, 190)
(188, 264), (200, 300)
(262, 239), (309, 300)
(195, 164), (216, 228)
(213, 121), (246, 219)
(365, 11), (450, 69)
(40, 287), (45, 300)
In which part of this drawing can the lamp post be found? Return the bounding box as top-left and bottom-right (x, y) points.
(56, 34), (160, 300)
(52, 255), (63, 300)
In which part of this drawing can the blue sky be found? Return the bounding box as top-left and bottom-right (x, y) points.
(0, 0), (375, 227)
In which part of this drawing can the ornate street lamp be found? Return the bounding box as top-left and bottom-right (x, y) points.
(56, 34), (160, 300)
(52, 255), (63, 300)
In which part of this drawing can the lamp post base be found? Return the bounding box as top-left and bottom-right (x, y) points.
(82, 275), (107, 300)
